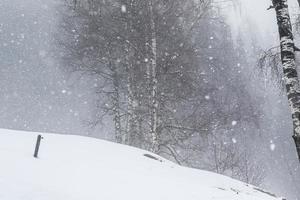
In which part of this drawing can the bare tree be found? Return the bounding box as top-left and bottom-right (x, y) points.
(58, 1), (265, 185)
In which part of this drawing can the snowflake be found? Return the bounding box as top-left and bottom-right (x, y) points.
(270, 143), (276, 151)
(232, 138), (237, 144)
(121, 5), (126, 13)
(231, 121), (237, 126)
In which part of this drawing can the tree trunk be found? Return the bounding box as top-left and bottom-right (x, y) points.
(121, 0), (136, 145)
(272, 0), (300, 161)
(126, 62), (134, 144)
(111, 60), (122, 143)
(148, 0), (159, 153)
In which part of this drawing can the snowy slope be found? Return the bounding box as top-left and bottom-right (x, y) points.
(0, 129), (283, 200)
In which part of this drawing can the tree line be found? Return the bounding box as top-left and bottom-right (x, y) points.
(57, 0), (265, 185)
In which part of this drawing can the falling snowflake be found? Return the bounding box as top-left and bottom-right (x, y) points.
(205, 95), (210, 100)
(121, 5), (126, 13)
(270, 143), (276, 151)
(231, 121), (237, 126)
(232, 138), (237, 144)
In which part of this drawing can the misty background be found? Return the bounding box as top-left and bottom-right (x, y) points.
(1, 0), (300, 199)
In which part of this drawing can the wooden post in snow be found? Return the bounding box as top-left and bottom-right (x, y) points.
(34, 135), (43, 158)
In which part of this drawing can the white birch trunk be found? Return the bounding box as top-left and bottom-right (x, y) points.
(126, 62), (135, 145)
(120, 0), (137, 145)
(111, 62), (122, 143)
(272, 0), (300, 161)
(148, 0), (159, 153)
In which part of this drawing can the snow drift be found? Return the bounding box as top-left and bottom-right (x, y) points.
(0, 129), (283, 200)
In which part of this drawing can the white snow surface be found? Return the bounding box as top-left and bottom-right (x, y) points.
(0, 129), (283, 200)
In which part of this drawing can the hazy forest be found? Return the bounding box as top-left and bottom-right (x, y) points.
(1, 0), (300, 199)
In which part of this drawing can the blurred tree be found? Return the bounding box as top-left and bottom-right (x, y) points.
(58, 0), (265, 185)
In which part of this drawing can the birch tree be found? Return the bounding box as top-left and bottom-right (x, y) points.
(120, 0), (136, 145)
(272, 0), (300, 161)
(110, 55), (123, 143)
(148, 0), (159, 153)
(59, 1), (262, 170)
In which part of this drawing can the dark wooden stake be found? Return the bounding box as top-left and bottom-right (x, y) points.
(34, 135), (43, 158)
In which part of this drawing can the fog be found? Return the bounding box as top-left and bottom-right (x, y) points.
(227, 0), (300, 198)
(1, 0), (300, 199)
(0, 0), (105, 137)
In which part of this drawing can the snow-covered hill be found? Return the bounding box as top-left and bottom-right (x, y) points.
(0, 129), (283, 200)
